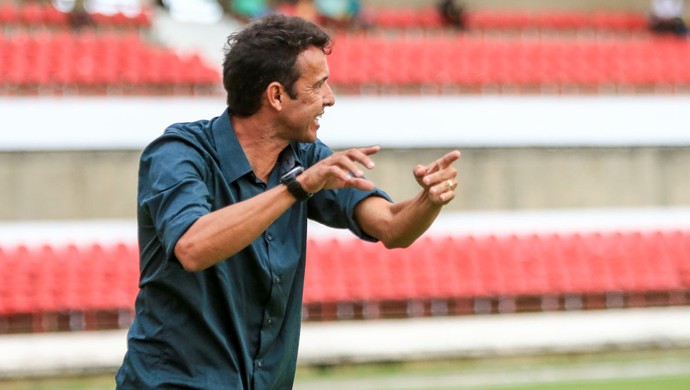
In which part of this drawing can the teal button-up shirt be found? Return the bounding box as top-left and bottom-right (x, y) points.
(116, 110), (389, 389)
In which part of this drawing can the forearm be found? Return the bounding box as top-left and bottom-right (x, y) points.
(356, 150), (460, 248)
(385, 191), (443, 247)
(174, 185), (296, 271)
(356, 192), (442, 249)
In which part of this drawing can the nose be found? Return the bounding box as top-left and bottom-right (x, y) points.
(323, 81), (335, 107)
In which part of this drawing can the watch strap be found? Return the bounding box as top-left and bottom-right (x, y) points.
(286, 179), (312, 202)
(281, 167), (313, 202)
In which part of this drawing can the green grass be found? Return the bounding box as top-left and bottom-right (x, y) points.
(294, 348), (690, 390)
(0, 375), (115, 390)
(3, 374), (689, 390)
(485, 376), (690, 390)
(1, 348), (689, 390)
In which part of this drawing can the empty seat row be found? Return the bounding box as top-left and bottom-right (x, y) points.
(0, 242), (139, 316)
(326, 34), (690, 89)
(1, 229), (688, 318)
(304, 230), (690, 304)
(0, 2), (151, 29)
(368, 7), (648, 32)
(0, 31), (220, 94)
(4, 31), (688, 95)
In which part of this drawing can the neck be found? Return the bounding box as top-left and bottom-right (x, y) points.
(231, 114), (287, 183)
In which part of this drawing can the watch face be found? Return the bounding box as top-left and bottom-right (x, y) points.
(281, 166), (304, 181)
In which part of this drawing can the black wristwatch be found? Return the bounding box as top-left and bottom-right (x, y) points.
(280, 166), (313, 202)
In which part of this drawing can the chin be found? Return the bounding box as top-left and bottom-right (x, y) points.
(292, 135), (316, 144)
(301, 129), (318, 143)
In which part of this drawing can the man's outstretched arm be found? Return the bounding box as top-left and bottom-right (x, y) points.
(354, 150), (461, 248)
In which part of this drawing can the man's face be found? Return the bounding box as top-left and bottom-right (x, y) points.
(278, 46), (335, 143)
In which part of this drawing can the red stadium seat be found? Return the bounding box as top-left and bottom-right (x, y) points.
(305, 237), (348, 303)
(325, 33), (690, 92)
(2, 226), (690, 330)
(18, 2), (44, 25)
(371, 6), (648, 33)
(0, 30), (219, 94)
(451, 236), (486, 297)
(43, 5), (69, 26)
(0, 2), (18, 25)
(1, 245), (35, 315)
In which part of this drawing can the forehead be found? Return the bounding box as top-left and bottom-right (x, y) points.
(295, 46), (329, 81)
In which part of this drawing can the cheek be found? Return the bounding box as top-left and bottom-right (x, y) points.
(300, 93), (320, 107)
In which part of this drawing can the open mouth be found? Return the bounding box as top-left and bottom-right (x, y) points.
(314, 112), (323, 127)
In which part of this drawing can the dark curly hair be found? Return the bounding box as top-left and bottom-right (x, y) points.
(222, 14), (332, 117)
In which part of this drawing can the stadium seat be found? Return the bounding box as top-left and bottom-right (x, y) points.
(325, 33), (690, 92)
(369, 7), (648, 33)
(0, 3), (18, 25)
(2, 228), (690, 331)
(304, 229), (690, 308)
(0, 31), (220, 95)
(0, 1), (150, 29)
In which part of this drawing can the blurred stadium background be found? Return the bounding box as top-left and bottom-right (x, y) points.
(2, 0), (690, 388)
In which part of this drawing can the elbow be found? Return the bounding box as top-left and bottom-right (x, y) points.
(380, 236), (415, 250)
(174, 238), (206, 272)
(375, 225), (417, 249)
(180, 260), (205, 273)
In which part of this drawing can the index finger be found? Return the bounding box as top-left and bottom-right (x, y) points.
(423, 150), (461, 176)
(349, 145), (381, 169)
(358, 145), (381, 155)
(437, 150), (461, 169)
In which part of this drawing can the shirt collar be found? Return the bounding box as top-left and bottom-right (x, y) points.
(279, 141), (306, 173)
(212, 108), (252, 184)
(211, 109), (306, 183)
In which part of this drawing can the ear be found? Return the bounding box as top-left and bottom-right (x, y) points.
(266, 82), (284, 112)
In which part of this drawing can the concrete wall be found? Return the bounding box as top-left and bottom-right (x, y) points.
(362, 147), (690, 210)
(0, 151), (139, 220)
(4, 97), (688, 221)
(2, 146), (689, 221)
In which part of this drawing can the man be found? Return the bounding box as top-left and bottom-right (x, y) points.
(116, 14), (460, 389)
(649, 0), (689, 36)
(437, 0), (467, 30)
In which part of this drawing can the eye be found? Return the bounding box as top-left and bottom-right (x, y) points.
(314, 77), (328, 89)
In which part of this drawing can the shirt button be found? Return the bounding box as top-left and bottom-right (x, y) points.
(266, 233), (273, 241)
(266, 318), (273, 326)
(274, 276), (281, 283)
(256, 359), (263, 368)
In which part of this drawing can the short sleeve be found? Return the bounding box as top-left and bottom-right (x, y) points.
(301, 140), (392, 242)
(308, 188), (391, 242)
(138, 136), (212, 260)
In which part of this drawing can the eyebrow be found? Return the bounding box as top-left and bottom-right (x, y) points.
(313, 75), (328, 88)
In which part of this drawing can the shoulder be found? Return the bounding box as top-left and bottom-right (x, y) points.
(159, 118), (214, 149)
(139, 118), (219, 177)
(142, 118), (215, 161)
